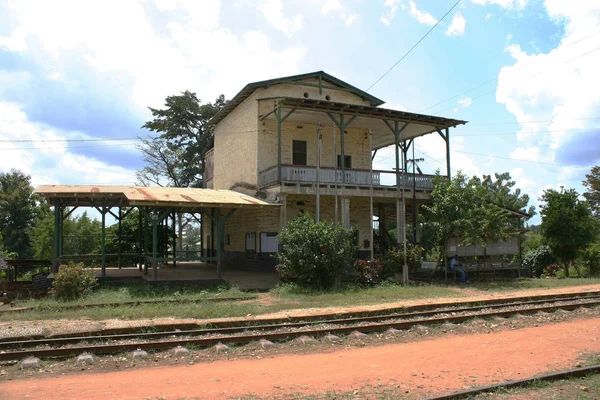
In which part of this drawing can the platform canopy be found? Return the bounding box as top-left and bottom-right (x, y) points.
(34, 185), (274, 209)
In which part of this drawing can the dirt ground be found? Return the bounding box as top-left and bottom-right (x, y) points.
(2, 316), (600, 400)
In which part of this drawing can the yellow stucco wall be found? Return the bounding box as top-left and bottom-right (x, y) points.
(205, 195), (373, 254)
(212, 91), (259, 190)
(258, 120), (373, 174)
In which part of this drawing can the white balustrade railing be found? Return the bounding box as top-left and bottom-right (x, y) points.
(259, 165), (435, 190)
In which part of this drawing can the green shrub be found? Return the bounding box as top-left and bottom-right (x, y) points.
(579, 244), (600, 276)
(385, 244), (424, 274)
(275, 213), (357, 289)
(522, 245), (555, 277)
(51, 262), (98, 301)
(354, 259), (384, 286)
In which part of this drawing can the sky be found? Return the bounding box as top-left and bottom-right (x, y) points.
(0, 0), (599, 224)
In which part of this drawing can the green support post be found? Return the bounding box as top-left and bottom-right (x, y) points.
(206, 208), (236, 280)
(152, 213), (158, 281)
(118, 207), (122, 269)
(101, 199), (107, 278)
(138, 208), (143, 271)
(275, 106), (296, 181)
(446, 127), (451, 179)
(53, 200), (62, 273)
(326, 113), (357, 183)
(172, 212), (177, 269)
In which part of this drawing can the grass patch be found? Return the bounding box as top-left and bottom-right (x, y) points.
(14, 282), (250, 309)
(269, 281), (465, 310)
(469, 277), (600, 292)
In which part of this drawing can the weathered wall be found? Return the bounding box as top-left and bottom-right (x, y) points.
(258, 120), (372, 174)
(213, 91), (259, 190)
(257, 79), (372, 106)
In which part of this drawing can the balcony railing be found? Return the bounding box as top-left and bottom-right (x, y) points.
(259, 165), (435, 190)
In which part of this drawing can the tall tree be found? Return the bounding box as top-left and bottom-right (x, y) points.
(0, 170), (39, 258)
(583, 165), (600, 218)
(539, 188), (596, 277)
(139, 91), (227, 188)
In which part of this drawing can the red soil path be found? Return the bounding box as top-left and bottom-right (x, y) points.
(3, 318), (600, 400)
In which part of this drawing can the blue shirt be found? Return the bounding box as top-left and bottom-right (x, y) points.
(450, 258), (460, 269)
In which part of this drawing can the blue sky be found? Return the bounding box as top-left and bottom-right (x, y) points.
(1, 0), (599, 223)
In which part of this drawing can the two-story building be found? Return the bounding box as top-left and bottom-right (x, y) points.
(203, 71), (466, 270)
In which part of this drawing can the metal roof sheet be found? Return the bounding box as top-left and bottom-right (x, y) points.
(34, 185), (274, 208)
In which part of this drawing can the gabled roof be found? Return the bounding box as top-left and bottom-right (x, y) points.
(209, 71), (384, 127)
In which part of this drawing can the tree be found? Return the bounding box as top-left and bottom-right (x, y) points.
(139, 92), (227, 252)
(583, 165), (600, 218)
(480, 172), (535, 216)
(0, 169), (39, 258)
(539, 188), (597, 277)
(139, 91), (227, 188)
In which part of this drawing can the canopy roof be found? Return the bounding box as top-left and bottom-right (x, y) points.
(261, 98), (467, 150)
(35, 185), (274, 209)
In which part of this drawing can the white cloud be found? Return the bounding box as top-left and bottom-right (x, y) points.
(386, 103), (408, 112)
(0, 102), (136, 186)
(510, 147), (541, 162)
(0, 0), (306, 111)
(408, 1), (438, 26)
(319, 0), (358, 25)
(458, 97), (472, 107)
(485, 12), (494, 20)
(380, 0), (401, 25)
(258, 0), (304, 36)
(471, 0), (528, 10)
(496, 0), (600, 168)
(446, 12), (466, 36)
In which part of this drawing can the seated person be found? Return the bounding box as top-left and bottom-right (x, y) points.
(450, 255), (469, 284)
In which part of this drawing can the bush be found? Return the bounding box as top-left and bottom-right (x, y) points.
(522, 245), (555, 277)
(354, 259), (384, 286)
(385, 244), (424, 274)
(579, 244), (600, 276)
(52, 262), (98, 301)
(545, 263), (560, 277)
(275, 213), (357, 289)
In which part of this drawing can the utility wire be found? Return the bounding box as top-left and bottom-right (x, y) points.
(420, 29), (600, 113)
(367, 0), (462, 91)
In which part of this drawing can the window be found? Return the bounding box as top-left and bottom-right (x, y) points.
(337, 155), (352, 168)
(292, 140), (307, 165)
(260, 232), (279, 253)
(245, 233), (256, 252)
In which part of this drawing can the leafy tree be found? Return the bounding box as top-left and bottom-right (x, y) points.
(480, 172), (535, 216)
(139, 91), (227, 188)
(539, 188), (597, 277)
(583, 165), (600, 218)
(138, 92), (227, 252)
(0, 170), (39, 258)
(29, 204), (55, 260)
(276, 213), (357, 289)
(522, 245), (555, 277)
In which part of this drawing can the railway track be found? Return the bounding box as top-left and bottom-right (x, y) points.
(1, 292), (599, 362)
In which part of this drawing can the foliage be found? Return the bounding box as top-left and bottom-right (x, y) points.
(522, 231), (545, 253)
(354, 259), (385, 286)
(51, 262), (98, 301)
(579, 243), (600, 276)
(138, 91), (227, 188)
(545, 263), (560, 277)
(539, 188), (597, 277)
(385, 244), (424, 273)
(0, 169), (41, 258)
(522, 245), (555, 278)
(30, 208), (102, 261)
(583, 165), (600, 218)
(275, 213), (357, 289)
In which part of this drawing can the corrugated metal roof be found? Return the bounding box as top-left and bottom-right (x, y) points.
(34, 185), (274, 208)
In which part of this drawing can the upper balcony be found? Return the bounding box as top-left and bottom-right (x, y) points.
(259, 164), (436, 192)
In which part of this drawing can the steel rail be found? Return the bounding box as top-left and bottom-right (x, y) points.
(2, 293), (599, 350)
(425, 364), (600, 399)
(1, 299), (598, 362)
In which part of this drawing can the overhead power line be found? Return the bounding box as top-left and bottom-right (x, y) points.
(367, 0), (462, 91)
(420, 29), (600, 114)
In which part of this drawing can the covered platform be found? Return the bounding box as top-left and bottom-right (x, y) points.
(34, 185), (277, 283)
